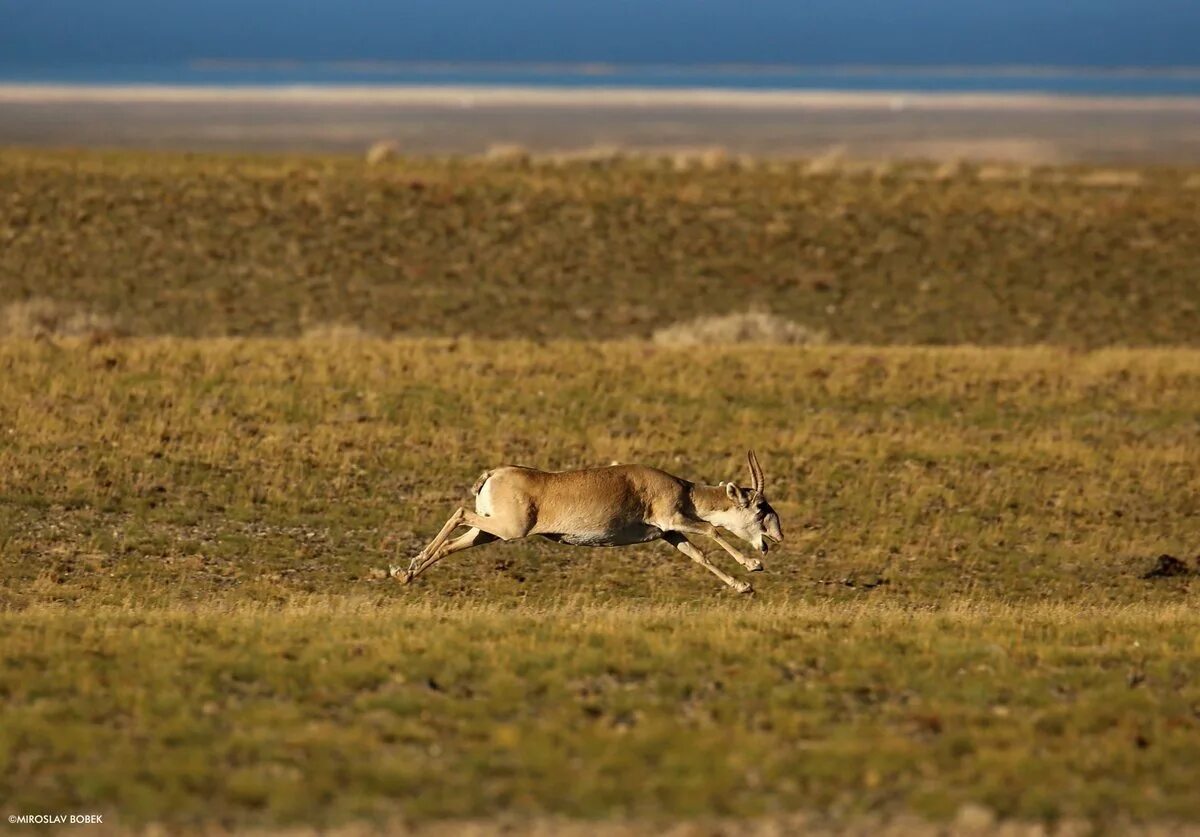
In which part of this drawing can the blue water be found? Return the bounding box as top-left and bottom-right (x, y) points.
(3, 63), (1200, 98)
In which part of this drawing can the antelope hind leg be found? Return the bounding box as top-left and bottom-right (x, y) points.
(407, 527), (499, 582)
(391, 507), (467, 581)
(396, 506), (524, 583)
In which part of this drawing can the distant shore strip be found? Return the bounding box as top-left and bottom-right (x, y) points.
(3, 84), (1200, 112)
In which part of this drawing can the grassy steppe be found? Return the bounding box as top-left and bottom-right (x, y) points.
(1, 339), (1198, 831)
(4, 601), (1199, 832)
(2, 149), (1199, 345)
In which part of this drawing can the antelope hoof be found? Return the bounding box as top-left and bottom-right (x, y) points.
(406, 550), (428, 571)
(733, 580), (754, 594)
(389, 564), (415, 584)
(747, 559), (764, 572)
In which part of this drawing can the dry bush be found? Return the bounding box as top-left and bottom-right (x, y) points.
(482, 143), (531, 165)
(804, 146), (848, 175)
(734, 153), (763, 172)
(365, 140), (400, 166)
(976, 164), (1032, 183)
(300, 322), (377, 341)
(697, 146), (732, 171)
(1, 298), (122, 339)
(670, 146), (731, 172)
(546, 144), (626, 167)
(828, 159), (896, 179)
(652, 311), (828, 346)
(866, 160), (896, 178)
(803, 152), (889, 179)
(932, 159), (969, 181)
(1077, 169), (1144, 188)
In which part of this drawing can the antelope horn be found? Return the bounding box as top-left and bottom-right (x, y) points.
(747, 450), (764, 495)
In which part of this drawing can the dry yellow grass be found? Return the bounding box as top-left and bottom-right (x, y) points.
(3, 594), (1199, 831)
(0, 339), (1197, 831)
(2, 145), (1199, 831)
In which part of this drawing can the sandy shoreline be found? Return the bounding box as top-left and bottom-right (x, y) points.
(2, 83), (1198, 163)
(3, 83), (1200, 112)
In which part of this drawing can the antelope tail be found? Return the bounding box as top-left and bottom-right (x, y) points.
(470, 470), (494, 497)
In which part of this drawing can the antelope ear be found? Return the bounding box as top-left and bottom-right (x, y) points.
(725, 482), (746, 506)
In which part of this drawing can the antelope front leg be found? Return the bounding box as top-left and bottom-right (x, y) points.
(664, 532), (753, 594)
(677, 522), (764, 573)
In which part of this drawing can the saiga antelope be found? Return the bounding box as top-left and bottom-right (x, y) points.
(393, 451), (783, 593)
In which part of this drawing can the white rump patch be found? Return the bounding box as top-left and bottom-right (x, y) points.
(475, 476), (495, 516)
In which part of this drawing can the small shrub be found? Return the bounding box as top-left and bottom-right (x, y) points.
(651, 311), (828, 346)
(977, 164), (1031, 182)
(805, 146), (849, 175)
(548, 144), (626, 167)
(1077, 169), (1143, 188)
(1, 298), (122, 339)
(482, 143), (531, 165)
(670, 146), (731, 172)
(933, 159), (969, 181)
(300, 322), (376, 341)
(365, 141), (400, 166)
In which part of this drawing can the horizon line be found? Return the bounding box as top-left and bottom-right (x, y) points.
(183, 60), (1200, 78)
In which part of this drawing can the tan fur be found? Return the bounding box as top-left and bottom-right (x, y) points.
(393, 452), (784, 594)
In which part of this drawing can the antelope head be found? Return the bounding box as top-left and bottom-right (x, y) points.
(718, 450), (784, 555)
